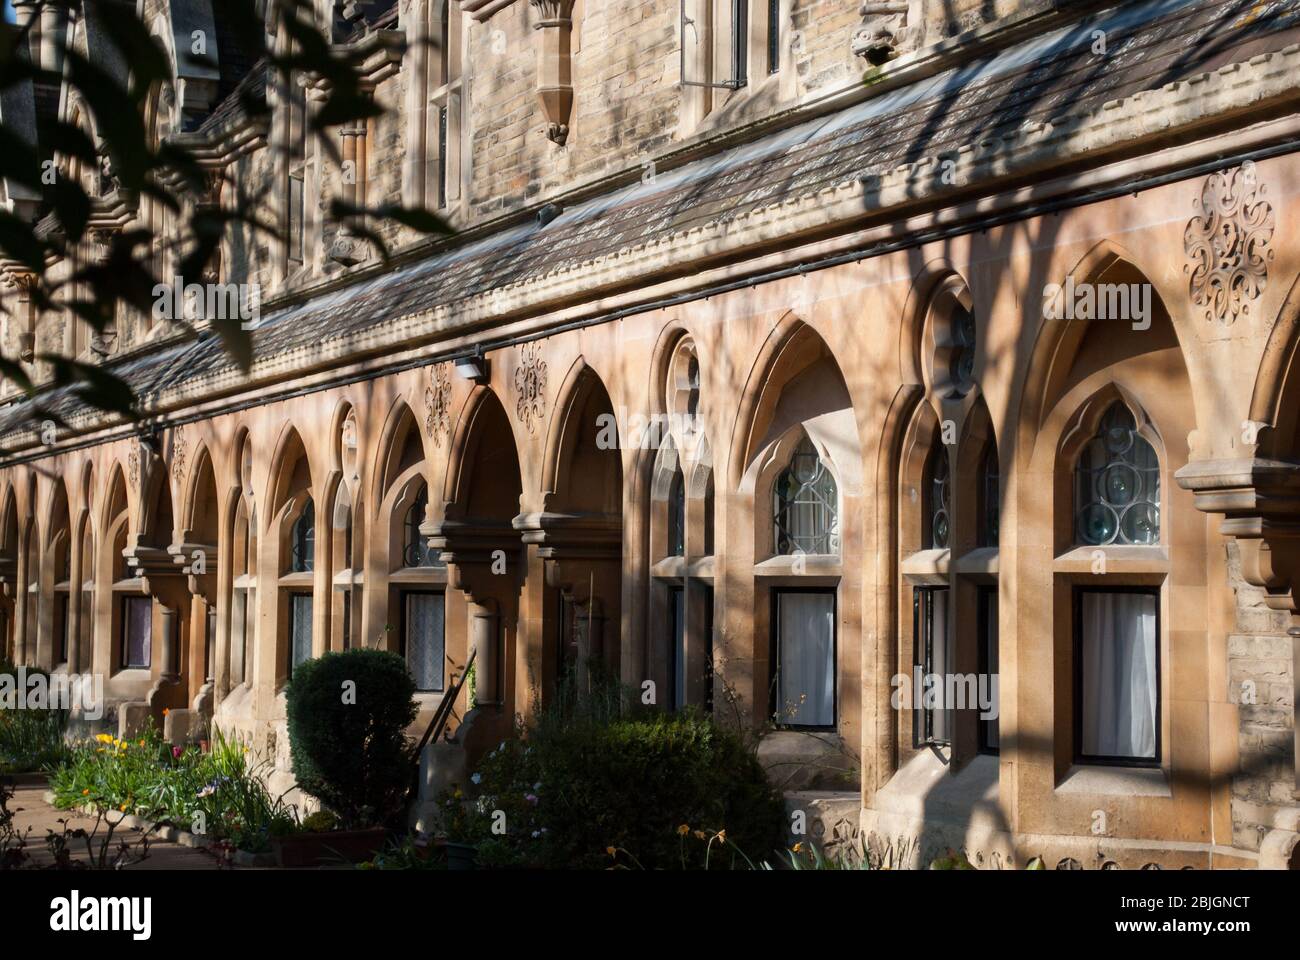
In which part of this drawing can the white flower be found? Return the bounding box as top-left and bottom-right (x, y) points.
(531, 830), (541, 839)
(470, 773), (482, 785)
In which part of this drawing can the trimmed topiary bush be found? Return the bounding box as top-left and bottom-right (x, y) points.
(446, 706), (787, 869)
(286, 649), (417, 829)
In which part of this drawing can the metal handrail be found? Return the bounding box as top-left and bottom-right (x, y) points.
(409, 647), (477, 801)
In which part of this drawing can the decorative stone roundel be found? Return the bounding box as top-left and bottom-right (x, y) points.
(514, 343), (548, 436)
(1184, 162), (1275, 325)
(425, 363), (452, 447)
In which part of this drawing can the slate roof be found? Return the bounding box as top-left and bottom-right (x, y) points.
(4, 0), (1300, 443)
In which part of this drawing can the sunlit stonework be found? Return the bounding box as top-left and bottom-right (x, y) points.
(424, 363), (452, 446)
(514, 342), (548, 435)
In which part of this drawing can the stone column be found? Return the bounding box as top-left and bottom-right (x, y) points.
(470, 599), (499, 706)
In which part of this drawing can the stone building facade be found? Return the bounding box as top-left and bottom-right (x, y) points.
(2, 0), (1300, 868)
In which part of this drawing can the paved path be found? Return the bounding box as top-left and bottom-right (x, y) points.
(5, 783), (232, 870)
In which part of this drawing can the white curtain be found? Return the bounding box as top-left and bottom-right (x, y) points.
(777, 592), (835, 727)
(1081, 591), (1157, 760)
(405, 592), (445, 691)
(290, 594), (313, 674)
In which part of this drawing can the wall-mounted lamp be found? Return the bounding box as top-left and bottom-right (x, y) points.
(455, 347), (489, 383)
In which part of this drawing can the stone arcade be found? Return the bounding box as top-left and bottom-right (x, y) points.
(3, 0), (1300, 869)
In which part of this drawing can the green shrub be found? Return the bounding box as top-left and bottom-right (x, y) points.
(285, 649), (417, 829)
(0, 663), (71, 774)
(446, 707), (786, 870)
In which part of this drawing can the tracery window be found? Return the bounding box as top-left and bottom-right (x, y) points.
(1074, 403), (1160, 546)
(403, 485), (442, 567)
(291, 497), (315, 573)
(773, 437), (838, 556)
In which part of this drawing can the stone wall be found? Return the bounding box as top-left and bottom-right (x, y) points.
(1225, 540), (1299, 857)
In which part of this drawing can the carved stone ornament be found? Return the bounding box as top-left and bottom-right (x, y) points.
(1184, 162), (1275, 326)
(128, 444), (141, 490)
(531, 0), (574, 147)
(425, 362), (453, 446)
(171, 429), (187, 483)
(852, 2), (917, 65)
(514, 342), (548, 435)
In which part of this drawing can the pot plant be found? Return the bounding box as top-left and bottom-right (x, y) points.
(283, 649), (418, 867)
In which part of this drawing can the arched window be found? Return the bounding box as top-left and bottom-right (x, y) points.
(977, 440), (999, 549)
(773, 437), (838, 556)
(291, 496), (315, 572)
(667, 468), (685, 557)
(402, 486), (441, 567)
(925, 441), (950, 550)
(948, 305), (977, 395)
(1074, 403), (1160, 546)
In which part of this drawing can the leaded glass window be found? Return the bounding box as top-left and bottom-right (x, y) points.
(773, 437), (839, 555)
(403, 487), (441, 567)
(1074, 404), (1160, 546)
(668, 468), (685, 557)
(926, 443), (951, 550)
(978, 441), (999, 549)
(950, 306), (976, 394)
(291, 497), (315, 573)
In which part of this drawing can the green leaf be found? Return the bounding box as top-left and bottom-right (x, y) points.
(38, 355), (139, 421)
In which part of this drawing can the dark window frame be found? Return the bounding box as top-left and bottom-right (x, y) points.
(977, 585), (999, 755)
(669, 584), (684, 711)
(912, 585), (951, 749)
(287, 590), (313, 680)
(120, 595), (153, 670)
(400, 588), (446, 693)
(769, 586), (837, 731)
(1072, 585), (1162, 768)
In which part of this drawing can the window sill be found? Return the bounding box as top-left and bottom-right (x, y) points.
(388, 567), (448, 585)
(332, 569), (364, 588)
(953, 547), (998, 579)
(754, 555), (841, 577)
(1053, 545), (1169, 577)
(277, 572), (314, 588)
(901, 549), (949, 585)
(1056, 764), (1170, 798)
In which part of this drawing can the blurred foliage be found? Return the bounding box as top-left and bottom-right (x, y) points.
(0, 0), (452, 425)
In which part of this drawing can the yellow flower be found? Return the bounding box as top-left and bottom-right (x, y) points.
(676, 824), (689, 837)
(792, 842), (803, 854)
(694, 830), (705, 840)
(119, 803), (128, 812)
(95, 733), (113, 745)
(606, 846), (617, 857)
(138, 739), (145, 747)
(717, 830), (727, 845)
